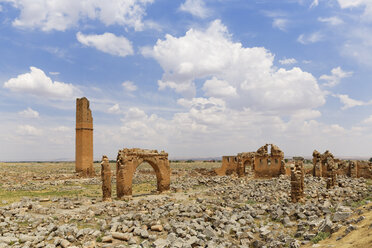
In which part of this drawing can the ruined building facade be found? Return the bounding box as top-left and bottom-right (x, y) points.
(216, 144), (285, 178)
(75, 97), (94, 176)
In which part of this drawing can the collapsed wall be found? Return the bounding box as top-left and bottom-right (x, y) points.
(216, 144), (285, 178)
(313, 150), (372, 179)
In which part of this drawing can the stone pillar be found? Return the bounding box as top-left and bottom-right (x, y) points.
(75, 97), (94, 177)
(291, 161), (304, 203)
(101, 155), (112, 201)
(326, 157), (336, 189)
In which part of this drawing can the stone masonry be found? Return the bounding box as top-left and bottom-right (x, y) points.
(75, 97), (94, 177)
(101, 155), (112, 201)
(116, 148), (170, 197)
(290, 159), (304, 203)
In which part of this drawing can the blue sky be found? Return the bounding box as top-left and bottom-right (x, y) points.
(1, 0), (372, 161)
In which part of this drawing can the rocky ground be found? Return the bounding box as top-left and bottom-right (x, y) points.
(0, 162), (371, 248)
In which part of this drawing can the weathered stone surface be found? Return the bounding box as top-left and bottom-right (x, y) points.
(75, 97), (94, 177)
(116, 148), (170, 197)
(101, 155), (112, 201)
(216, 144), (284, 178)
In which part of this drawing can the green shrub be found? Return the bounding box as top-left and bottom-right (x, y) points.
(311, 232), (330, 244)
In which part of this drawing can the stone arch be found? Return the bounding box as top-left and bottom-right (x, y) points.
(116, 148), (170, 197)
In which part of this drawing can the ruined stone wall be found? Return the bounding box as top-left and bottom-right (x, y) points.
(356, 161), (372, 179)
(312, 150), (334, 178)
(254, 144), (284, 177)
(215, 156), (239, 176)
(216, 144), (284, 178)
(75, 97), (94, 176)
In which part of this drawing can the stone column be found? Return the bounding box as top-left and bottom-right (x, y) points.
(75, 97), (94, 177)
(101, 155), (112, 201)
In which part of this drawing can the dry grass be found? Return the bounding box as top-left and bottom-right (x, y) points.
(0, 161), (221, 204)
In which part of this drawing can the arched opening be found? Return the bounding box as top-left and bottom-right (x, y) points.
(116, 148), (171, 197)
(132, 159), (161, 196)
(244, 160), (254, 175)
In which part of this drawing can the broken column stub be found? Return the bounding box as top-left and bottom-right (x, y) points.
(291, 160), (304, 203)
(101, 155), (112, 201)
(75, 97), (94, 177)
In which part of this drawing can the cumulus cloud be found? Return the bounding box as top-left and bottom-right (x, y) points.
(320, 67), (353, 87)
(202, 77), (237, 98)
(334, 94), (367, 110)
(122, 81), (137, 92)
(272, 18), (288, 31)
(2, 0), (154, 31)
(279, 58), (297, 65)
(179, 0), (209, 18)
(318, 16), (344, 26)
(338, 0), (372, 22)
(76, 32), (134, 57)
(16, 125), (42, 136)
(143, 20), (325, 112)
(3, 67), (80, 99)
(108, 104), (121, 114)
(18, 107), (39, 118)
(297, 32), (323, 44)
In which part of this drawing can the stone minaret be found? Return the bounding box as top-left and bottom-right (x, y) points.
(76, 97), (94, 176)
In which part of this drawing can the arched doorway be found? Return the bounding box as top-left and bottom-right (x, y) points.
(116, 148), (170, 197)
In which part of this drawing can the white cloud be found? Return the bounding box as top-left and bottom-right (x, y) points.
(202, 77), (237, 97)
(108, 104), (121, 114)
(3, 67), (80, 99)
(279, 58), (297, 65)
(179, 0), (209, 18)
(122, 81), (137, 92)
(18, 107), (39, 118)
(362, 115), (372, 124)
(143, 20), (325, 112)
(297, 32), (323, 44)
(320, 67), (353, 87)
(76, 32), (134, 57)
(338, 0), (372, 22)
(318, 16), (344, 25)
(341, 28), (372, 67)
(335, 94), (366, 110)
(3, 0), (154, 31)
(49, 72), (60, 76)
(16, 125), (42, 136)
(272, 18), (288, 31)
(310, 0), (319, 8)
(52, 126), (71, 132)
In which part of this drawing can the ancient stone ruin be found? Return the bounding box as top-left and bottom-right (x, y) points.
(216, 144), (285, 178)
(326, 156), (337, 189)
(215, 152), (255, 177)
(290, 159), (304, 203)
(116, 148), (170, 197)
(312, 150), (372, 179)
(312, 150), (334, 177)
(254, 144), (285, 177)
(101, 155), (112, 201)
(75, 97), (94, 177)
